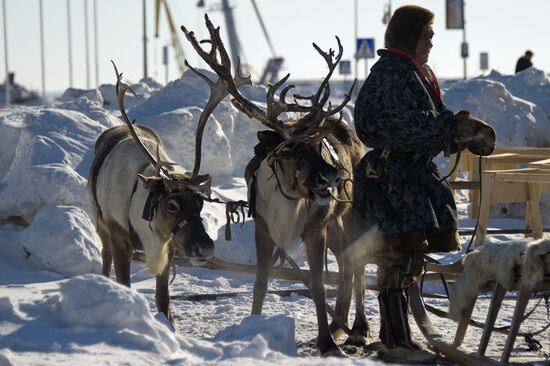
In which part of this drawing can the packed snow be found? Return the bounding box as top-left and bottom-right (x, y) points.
(1, 66), (550, 365)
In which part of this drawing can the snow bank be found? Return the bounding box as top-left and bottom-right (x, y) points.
(480, 68), (550, 119)
(214, 315), (297, 356)
(0, 107), (104, 223)
(19, 205), (102, 278)
(0, 274), (310, 365)
(444, 78), (550, 147)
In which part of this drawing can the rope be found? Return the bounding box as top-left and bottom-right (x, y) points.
(203, 196), (248, 241)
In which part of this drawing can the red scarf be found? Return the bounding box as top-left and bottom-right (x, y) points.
(388, 48), (443, 109)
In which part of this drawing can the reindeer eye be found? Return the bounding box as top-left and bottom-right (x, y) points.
(279, 149), (292, 160)
(166, 199), (180, 214)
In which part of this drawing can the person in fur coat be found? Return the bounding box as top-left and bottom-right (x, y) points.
(352, 4), (495, 362)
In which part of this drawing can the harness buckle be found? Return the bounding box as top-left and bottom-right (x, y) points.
(380, 147), (391, 160)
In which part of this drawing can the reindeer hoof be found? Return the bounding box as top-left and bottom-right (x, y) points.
(317, 346), (347, 358)
(344, 333), (369, 347)
(323, 348), (347, 358)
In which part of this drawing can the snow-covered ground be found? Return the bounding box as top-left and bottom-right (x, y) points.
(1, 67), (550, 365)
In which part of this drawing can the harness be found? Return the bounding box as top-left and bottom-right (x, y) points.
(247, 137), (345, 217)
(127, 169), (193, 242)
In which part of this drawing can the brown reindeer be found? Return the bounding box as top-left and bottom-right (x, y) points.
(88, 62), (214, 327)
(181, 16), (368, 356)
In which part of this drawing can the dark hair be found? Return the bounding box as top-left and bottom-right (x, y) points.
(384, 5), (434, 54)
(526, 50), (534, 56)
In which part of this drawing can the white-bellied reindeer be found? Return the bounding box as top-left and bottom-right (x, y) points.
(88, 62), (214, 327)
(181, 16), (368, 356)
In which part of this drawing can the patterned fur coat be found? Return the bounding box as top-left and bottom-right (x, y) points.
(353, 49), (458, 236)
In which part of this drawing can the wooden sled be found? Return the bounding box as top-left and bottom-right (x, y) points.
(409, 284), (501, 366)
(421, 249), (550, 364)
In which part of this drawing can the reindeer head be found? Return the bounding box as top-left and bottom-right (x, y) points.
(181, 15), (354, 206)
(111, 62), (214, 265)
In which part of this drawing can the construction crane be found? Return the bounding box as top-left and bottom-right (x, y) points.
(154, 0), (186, 74)
(249, 0), (284, 84)
(153, 0), (283, 84)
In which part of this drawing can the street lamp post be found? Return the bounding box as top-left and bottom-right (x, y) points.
(67, 0), (73, 87)
(2, 0), (9, 106)
(39, 0), (46, 102)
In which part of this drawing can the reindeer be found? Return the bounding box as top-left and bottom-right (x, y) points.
(88, 62), (214, 327)
(181, 16), (368, 356)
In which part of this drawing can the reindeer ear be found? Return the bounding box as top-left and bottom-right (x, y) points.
(257, 130), (284, 151)
(138, 174), (164, 192)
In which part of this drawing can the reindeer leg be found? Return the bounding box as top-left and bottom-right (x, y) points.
(252, 219), (275, 315)
(348, 262), (370, 346)
(97, 219), (113, 277)
(156, 254), (175, 329)
(326, 222), (352, 341)
(110, 226), (132, 287)
(304, 228), (344, 357)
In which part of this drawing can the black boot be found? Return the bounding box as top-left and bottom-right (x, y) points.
(378, 288), (435, 363)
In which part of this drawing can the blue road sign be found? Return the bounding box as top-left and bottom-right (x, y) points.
(356, 38), (375, 59)
(339, 60), (351, 75)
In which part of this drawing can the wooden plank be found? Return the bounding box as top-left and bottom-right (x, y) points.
(529, 157), (550, 167)
(494, 172), (550, 183)
(478, 283), (506, 356)
(493, 146), (550, 155)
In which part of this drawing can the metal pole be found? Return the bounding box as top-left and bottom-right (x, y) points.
(143, 0), (148, 78)
(364, 59), (368, 80)
(2, 0), (9, 106)
(221, 0), (241, 74)
(249, 0), (275, 57)
(84, 0), (90, 89)
(354, 0), (358, 82)
(93, 0), (98, 87)
(39, 0), (46, 102)
(462, 1), (467, 79)
(163, 45), (168, 84)
(66, 0), (73, 87)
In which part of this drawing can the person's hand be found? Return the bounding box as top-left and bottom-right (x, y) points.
(454, 110), (496, 156)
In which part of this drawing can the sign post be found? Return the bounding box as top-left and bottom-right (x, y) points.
(339, 60), (351, 92)
(162, 46), (169, 85)
(356, 38), (375, 79)
(446, 0), (467, 79)
(480, 52), (489, 71)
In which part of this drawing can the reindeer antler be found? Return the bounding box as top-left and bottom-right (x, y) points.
(182, 15), (355, 140)
(291, 37), (356, 136)
(111, 60), (175, 178)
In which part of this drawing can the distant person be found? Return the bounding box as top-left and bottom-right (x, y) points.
(515, 50), (534, 74)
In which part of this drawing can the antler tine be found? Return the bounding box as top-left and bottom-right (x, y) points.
(322, 78), (357, 117)
(311, 36), (343, 104)
(290, 36), (347, 136)
(111, 60), (170, 176)
(263, 74), (310, 134)
(184, 59), (229, 178)
(181, 16), (272, 130)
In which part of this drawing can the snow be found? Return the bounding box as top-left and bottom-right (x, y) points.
(1, 67), (550, 365)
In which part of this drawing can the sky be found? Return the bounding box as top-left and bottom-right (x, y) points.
(1, 0), (549, 95)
